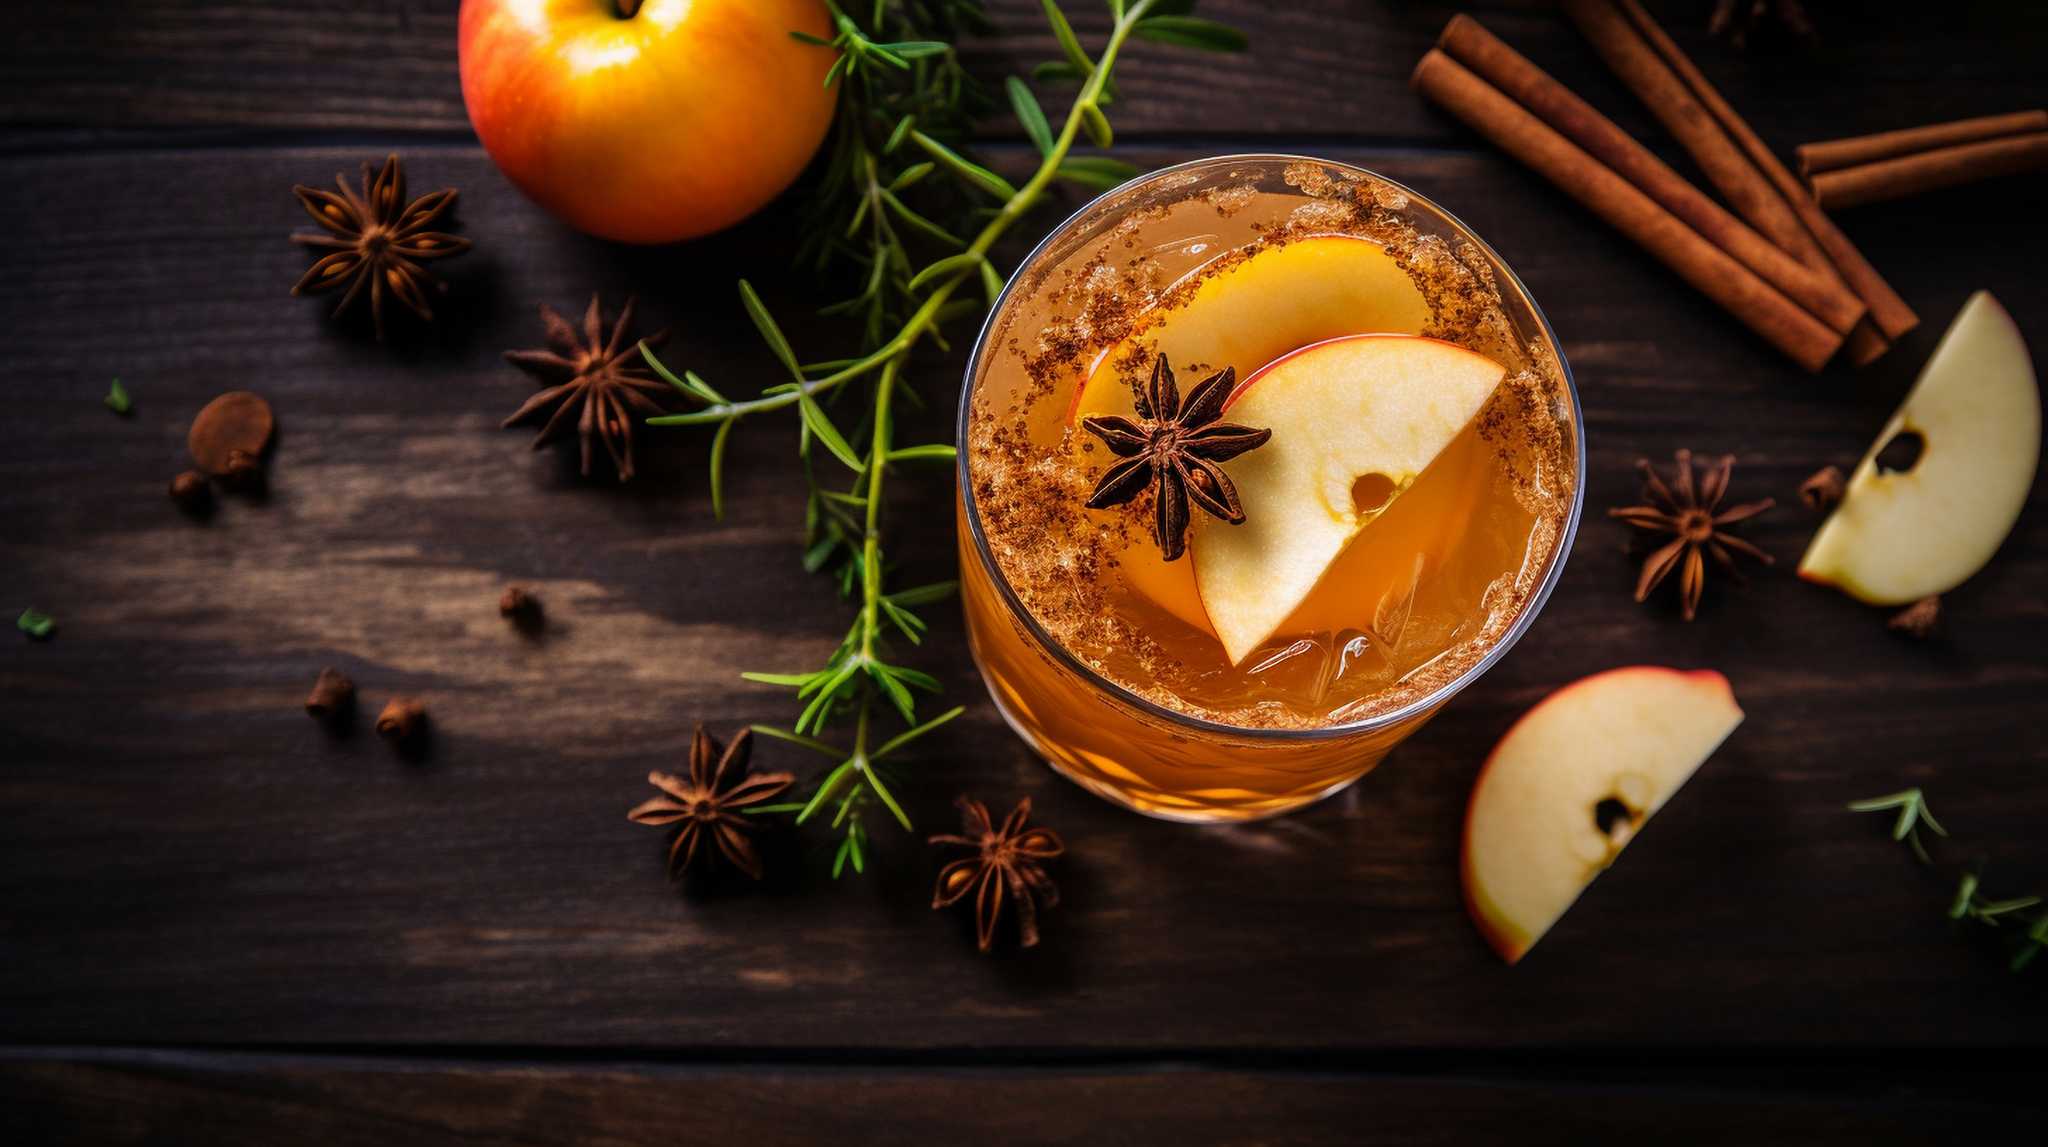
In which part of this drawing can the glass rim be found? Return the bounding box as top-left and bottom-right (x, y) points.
(955, 153), (1587, 743)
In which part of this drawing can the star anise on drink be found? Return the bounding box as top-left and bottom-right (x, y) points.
(930, 796), (1064, 953)
(1080, 354), (1272, 561)
(1609, 449), (1774, 621)
(290, 154), (470, 341)
(628, 726), (793, 880)
(502, 295), (673, 481)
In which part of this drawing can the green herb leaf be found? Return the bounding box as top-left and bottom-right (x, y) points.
(16, 608), (54, 640)
(881, 599), (929, 643)
(1133, 15), (1247, 52)
(1950, 871), (1981, 920)
(797, 394), (865, 473)
(881, 39), (950, 59)
(707, 419), (734, 519)
(870, 663), (919, 723)
(879, 189), (966, 248)
(886, 581), (959, 606)
(104, 378), (132, 415)
(749, 724), (844, 758)
(911, 130), (1018, 199)
(1007, 76), (1055, 156)
(888, 161), (935, 191)
(873, 705), (965, 760)
(737, 280), (803, 382)
(888, 665), (943, 693)
(1042, 0), (1094, 73)
(1033, 60), (1086, 85)
(908, 252), (987, 293)
(885, 114), (916, 154)
(886, 444), (957, 463)
(641, 342), (726, 403)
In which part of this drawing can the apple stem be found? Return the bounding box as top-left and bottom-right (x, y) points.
(614, 0), (642, 18)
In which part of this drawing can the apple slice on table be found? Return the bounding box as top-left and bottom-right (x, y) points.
(1187, 335), (1506, 665)
(1800, 291), (2040, 605)
(1462, 667), (1743, 965)
(1070, 236), (1432, 635)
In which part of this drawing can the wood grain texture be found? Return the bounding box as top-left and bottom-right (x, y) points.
(3, 2), (2047, 149)
(3, 132), (2045, 1056)
(1, 1052), (2039, 1144)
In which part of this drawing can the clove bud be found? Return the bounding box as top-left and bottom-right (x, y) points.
(1799, 465), (1845, 511)
(220, 448), (265, 491)
(376, 696), (428, 743)
(499, 585), (543, 630)
(169, 470), (213, 513)
(1888, 595), (1940, 638)
(305, 667), (356, 722)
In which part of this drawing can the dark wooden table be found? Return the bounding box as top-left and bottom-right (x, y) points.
(4, 2), (2045, 1141)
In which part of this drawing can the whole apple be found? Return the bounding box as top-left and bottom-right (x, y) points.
(459, 0), (836, 244)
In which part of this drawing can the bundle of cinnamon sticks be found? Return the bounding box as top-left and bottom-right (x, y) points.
(1798, 110), (2048, 209)
(1411, 0), (1916, 371)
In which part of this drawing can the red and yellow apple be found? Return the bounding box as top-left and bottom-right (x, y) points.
(1462, 667), (1743, 965)
(1070, 236), (1434, 635)
(1189, 335), (1505, 664)
(459, 0), (836, 244)
(1799, 290), (2040, 605)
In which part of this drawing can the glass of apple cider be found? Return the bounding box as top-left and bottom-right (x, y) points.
(957, 156), (1584, 822)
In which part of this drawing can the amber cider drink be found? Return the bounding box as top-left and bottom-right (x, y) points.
(957, 157), (1583, 821)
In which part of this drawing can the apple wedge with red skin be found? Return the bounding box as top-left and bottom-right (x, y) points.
(1462, 667), (1744, 965)
(1190, 334), (1508, 664)
(1065, 236), (1434, 637)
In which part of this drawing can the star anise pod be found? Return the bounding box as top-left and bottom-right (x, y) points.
(628, 726), (793, 880)
(290, 154), (470, 341)
(930, 796), (1064, 952)
(502, 295), (672, 481)
(1708, 0), (1816, 49)
(1080, 354), (1272, 561)
(1610, 450), (1775, 621)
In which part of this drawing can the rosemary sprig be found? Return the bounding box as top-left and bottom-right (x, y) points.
(1846, 787), (1947, 863)
(642, 0), (1243, 876)
(1850, 787), (2045, 972)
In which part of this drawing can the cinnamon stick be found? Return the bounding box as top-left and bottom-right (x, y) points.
(1604, 0), (1919, 345)
(1798, 110), (2048, 176)
(1437, 15), (1863, 335)
(1561, 0), (1829, 274)
(1808, 132), (2048, 209)
(1410, 49), (1842, 371)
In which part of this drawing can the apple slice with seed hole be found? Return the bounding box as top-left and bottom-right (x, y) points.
(1188, 334), (1506, 665)
(1462, 667), (1743, 965)
(1799, 290), (2039, 605)
(1070, 236), (1432, 636)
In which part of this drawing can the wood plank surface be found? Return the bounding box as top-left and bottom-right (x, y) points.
(3, 0), (2047, 1135)
(3, 139), (2044, 1052)
(3, 2), (2046, 148)
(1, 1052), (2036, 1143)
